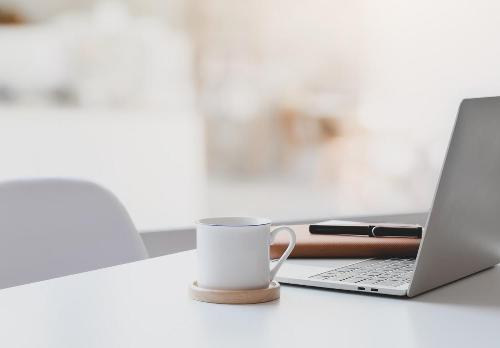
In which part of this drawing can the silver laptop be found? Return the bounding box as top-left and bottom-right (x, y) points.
(275, 97), (500, 297)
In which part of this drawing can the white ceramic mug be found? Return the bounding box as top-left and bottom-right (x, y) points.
(196, 217), (296, 290)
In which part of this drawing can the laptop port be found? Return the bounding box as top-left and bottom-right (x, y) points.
(370, 288), (378, 292)
(357, 287), (365, 290)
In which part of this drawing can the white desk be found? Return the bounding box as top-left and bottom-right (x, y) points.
(0, 250), (498, 348)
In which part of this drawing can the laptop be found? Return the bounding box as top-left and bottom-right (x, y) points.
(274, 96), (500, 297)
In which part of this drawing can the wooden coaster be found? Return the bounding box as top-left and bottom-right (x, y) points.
(190, 281), (280, 304)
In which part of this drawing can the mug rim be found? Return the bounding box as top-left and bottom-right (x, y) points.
(197, 216), (271, 227)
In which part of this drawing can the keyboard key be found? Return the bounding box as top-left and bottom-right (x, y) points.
(342, 277), (368, 283)
(348, 260), (382, 268)
(323, 277), (345, 282)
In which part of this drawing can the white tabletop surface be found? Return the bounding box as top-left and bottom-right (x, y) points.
(1, 250), (499, 348)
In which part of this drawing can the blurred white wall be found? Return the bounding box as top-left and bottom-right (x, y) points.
(0, 0), (188, 27)
(3, 1), (500, 227)
(199, 0), (500, 135)
(357, 0), (500, 130)
(0, 107), (204, 231)
(0, 1), (203, 231)
(195, 0), (500, 218)
(353, 0), (500, 208)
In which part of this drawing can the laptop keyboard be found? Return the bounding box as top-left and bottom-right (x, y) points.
(309, 258), (415, 288)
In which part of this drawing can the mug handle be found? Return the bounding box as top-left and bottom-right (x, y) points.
(269, 226), (297, 280)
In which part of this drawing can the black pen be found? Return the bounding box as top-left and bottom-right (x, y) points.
(309, 220), (422, 238)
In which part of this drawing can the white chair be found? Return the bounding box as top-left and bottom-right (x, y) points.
(0, 178), (148, 289)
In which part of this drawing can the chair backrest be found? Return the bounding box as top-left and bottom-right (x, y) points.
(0, 178), (148, 289)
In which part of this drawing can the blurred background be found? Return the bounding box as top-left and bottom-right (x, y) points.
(1, 0), (499, 230)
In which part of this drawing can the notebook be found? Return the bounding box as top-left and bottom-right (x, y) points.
(270, 224), (421, 259)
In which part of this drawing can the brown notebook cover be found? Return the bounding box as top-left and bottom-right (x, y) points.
(270, 224), (420, 259)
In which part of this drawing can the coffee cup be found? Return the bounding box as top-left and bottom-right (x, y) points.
(196, 217), (296, 290)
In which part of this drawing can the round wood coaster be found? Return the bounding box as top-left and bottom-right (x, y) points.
(190, 281), (280, 304)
